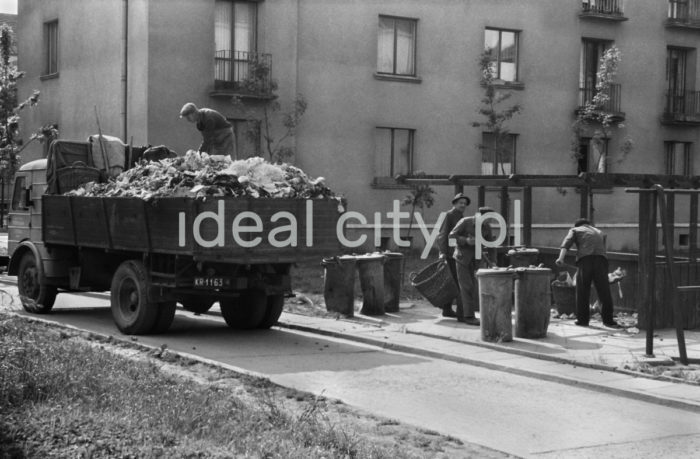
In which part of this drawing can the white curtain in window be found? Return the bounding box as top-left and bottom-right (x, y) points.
(215, 1), (232, 80)
(234, 2), (253, 53)
(499, 31), (516, 82)
(394, 129), (411, 175)
(377, 17), (394, 73)
(374, 128), (392, 177)
(395, 20), (415, 75)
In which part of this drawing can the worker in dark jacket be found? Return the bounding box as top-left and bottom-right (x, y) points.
(556, 218), (620, 328)
(436, 193), (470, 319)
(180, 103), (236, 158)
(449, 206), (495, 326)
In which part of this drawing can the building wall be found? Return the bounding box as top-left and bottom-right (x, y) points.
(15, 0), (700, 253)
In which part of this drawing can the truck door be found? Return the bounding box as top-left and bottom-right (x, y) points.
(7, 172), (31, 258)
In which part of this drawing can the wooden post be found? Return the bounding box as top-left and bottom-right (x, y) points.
(580, 185), (589, 219)
(523, 186), (532, 247)
(655, 185), (688, 365)
(691, 193), (698, 261)
(634, 190), (657, 356)
(500, 186), (509, 244)
(478, 186), (486, 208)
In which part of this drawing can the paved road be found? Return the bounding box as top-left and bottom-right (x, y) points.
(1, 278), (699, 458)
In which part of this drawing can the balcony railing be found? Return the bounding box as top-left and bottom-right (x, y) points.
(214, 50), (273, 97)
(663, 90), (700, 124)
(667, 0), (700, 27)
(581, 0), (625, 16)
(578, 84), (624, 119)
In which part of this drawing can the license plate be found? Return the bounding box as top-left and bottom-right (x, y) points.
(193, 277), (231, 289)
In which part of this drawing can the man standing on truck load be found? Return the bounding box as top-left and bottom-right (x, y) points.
(180, 103), (237, 158)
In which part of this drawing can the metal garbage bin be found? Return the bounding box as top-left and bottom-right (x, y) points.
(514, 267), (552, 338)
(383, 252), (404, 313)
(476, 268), (515, 342)
(322, 255), (357, 317)
(506, 247), (540, 267)
(356, 253), (385, 316)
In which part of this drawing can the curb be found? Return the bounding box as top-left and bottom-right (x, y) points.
(276, 317), (700, 414)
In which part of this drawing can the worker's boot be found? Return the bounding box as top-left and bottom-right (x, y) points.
(441, 305), (457, 318)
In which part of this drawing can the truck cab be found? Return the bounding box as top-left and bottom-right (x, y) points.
(7, 158), (48, 258)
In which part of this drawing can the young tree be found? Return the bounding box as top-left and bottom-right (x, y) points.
(0, 23), (51, 180)
(571, 45), (632, 173)
(472, 49), (522, 175)
(401, 171), (435, 244)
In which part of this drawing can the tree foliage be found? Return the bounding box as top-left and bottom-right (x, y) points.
(472, 50), (522, 175)
(0, 23), (54, 179)
(401, 171), (435, 242)
(570, 45), (632, 173)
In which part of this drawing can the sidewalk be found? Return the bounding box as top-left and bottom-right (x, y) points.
(277, 297), (700, 413)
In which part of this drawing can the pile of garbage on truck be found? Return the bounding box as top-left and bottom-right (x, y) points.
(66, 150), (341, 203)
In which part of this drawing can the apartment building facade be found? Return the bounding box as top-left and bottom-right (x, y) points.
(16, 0), (700, 252)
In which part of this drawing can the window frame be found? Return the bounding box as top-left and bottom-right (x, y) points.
(480, 132), (517, 175)
(577, 136), (610, 174)
(484, 27), (520, 83)
(214, 0), (259, 86)
(230, 117), (261, 159)
(373, 126), (415, 184)
(376, 15), (418, 78)
(11, 176), (28, 211)
(43, 19), (59, 77)
(665, 141), (692, 176)
(580, 37), (613, 105)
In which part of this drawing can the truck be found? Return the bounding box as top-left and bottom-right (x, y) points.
(6, 140), (342, 335)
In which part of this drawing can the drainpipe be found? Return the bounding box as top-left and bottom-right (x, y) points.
(121, 0), (128, 141)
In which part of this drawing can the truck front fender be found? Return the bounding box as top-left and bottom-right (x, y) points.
(8, 242), (44, 278)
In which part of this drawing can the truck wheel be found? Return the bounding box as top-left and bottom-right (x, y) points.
(258, 294), (284, 329)
(110, 261), (158, 335)
(17, 252), (57, 314)
(220, 289), (266, 329)
(181, 296), (215, 314)
(151, 301), (176, 334)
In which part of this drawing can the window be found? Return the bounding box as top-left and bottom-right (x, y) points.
(580, 38), (612, 106)
(666, 47), (691, 115)
(215, 1), (257, 85)
(231, 119), (261, 159)
(577, 137), (609, 173)
(11, 176), (28, 211)
(44, 20), (58, 76)
(481, 132), (516, 175)
(665, 141), (692, 175)
(668, 0), (700, 21)
(484, 28), (519, 82)
(374, 127), (414, 179)
(377, 16), (417, 77)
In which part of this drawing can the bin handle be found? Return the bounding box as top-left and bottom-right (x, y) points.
(409, 271), (418, 282)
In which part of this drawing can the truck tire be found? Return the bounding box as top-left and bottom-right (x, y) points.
(220, 289), (266, 329)
(17, 252), (57, 314)
(110, 261), (158, 335)
(151, 301), (177, 334)
(181, 296), (215, 314)
(258, 294), (284, 329)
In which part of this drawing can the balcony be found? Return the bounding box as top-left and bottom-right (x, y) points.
(580, 0), (628, 21)
(666, 0), (700, 29)
(577, 84), (625, 122)
(211, 51), (275, 99)
(662, 90), (700, 125)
